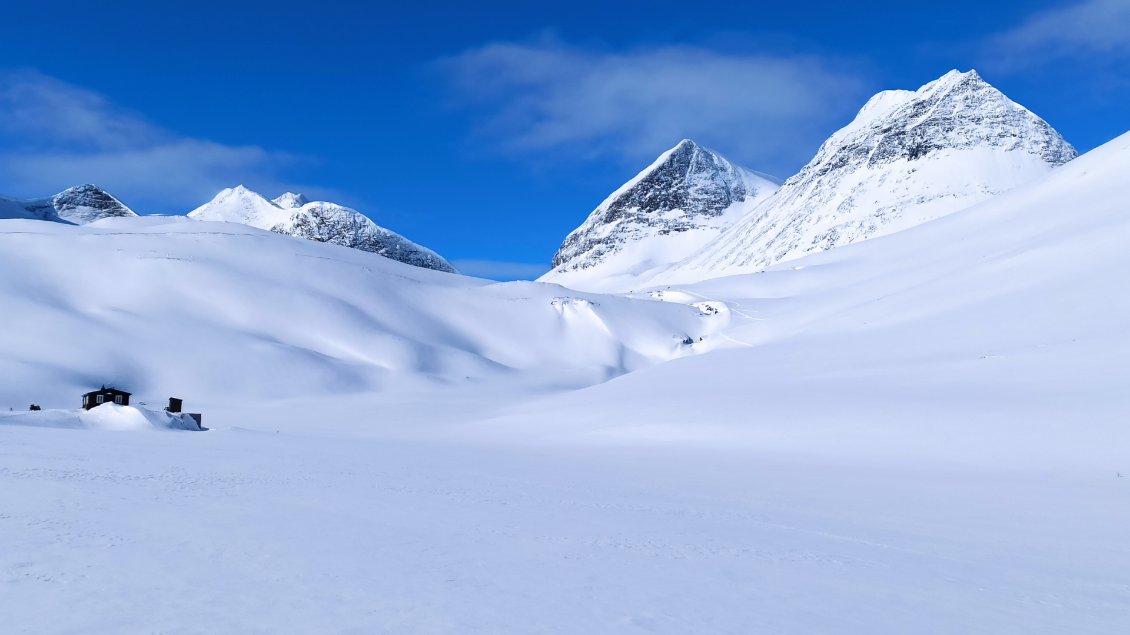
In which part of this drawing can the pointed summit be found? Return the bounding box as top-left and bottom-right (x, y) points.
(50, 184), (137, 224)
(273, 192), (310, 209)
(933, 68), (982, 84)
(657, 70), (1078, 284)
(205, 185), (271, 207)
(189, 185), (291, 228)
(538, 139), (779, 291)
(814, 69), (1075, 168)
(223, 184), (259, 197)
(1, 184), (137, 224)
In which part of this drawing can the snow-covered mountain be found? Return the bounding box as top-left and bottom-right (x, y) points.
(539, 139), (778, 291)
(188, 185), (457, 273)
(653, 70), (1077, 284)
(273, 192), (309, 208)
(0, 184), (138, 225)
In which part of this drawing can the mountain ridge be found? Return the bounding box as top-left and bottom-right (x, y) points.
(188, 186), (457, 273)
(651, 69), (1077, 285)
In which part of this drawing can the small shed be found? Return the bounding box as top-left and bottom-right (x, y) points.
(82, 386), (131, 410)
(167, 397), (203, 430)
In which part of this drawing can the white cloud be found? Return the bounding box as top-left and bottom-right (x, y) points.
(437, 39), (868, 175)
(451, 259), (549, 281)
(987, 0), (1130, 67)
(0, 70), (305, 211)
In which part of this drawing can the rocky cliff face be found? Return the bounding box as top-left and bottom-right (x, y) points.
(657, 70), (1077, 283)
(188, 186), (457, 273)
(49, 185), (138, 224)
(0, 185), (137, 225)
(539, 139), (778, 291)
(282, 200), (457, 272)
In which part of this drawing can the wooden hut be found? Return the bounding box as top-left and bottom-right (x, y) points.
(82, 386), (131, 410)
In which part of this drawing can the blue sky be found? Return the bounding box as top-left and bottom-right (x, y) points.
(2, 0), (1127, 279)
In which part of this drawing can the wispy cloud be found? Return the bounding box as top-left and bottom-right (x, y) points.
(451, 259), (549, 281)
(0, 70), (312, 211)
(437, 38), (868, 175)
(985, 0), (1130, 68)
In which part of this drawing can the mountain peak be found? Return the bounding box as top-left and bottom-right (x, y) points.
(919, 68), (991, 98)
(849, 70), (992, 133)
(273, 192), (310, 209)
(660, 138), (708, 163)
(659, 70), (1078, 282)
(208, 185), (276, 206)
(59, 183), (104, 194)
(539, 141), (779, 290)
(189, 186), (290, 228)
(935, 68), (982, 84)
(227, 184), (259, 196)
(51, 184), (137, 224)
(817, 69), (1076, 169)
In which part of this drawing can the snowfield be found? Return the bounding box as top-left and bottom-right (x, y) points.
(0, 403), (203, 431)
(2, 132), (1130, 633)
(4, 403), (1127, 634)
(0, 215), (712, 408)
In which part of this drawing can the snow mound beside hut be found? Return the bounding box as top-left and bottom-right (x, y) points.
(0, 404), (204, 431)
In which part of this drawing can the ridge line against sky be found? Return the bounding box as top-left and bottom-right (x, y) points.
(1, 0), (1127, 280)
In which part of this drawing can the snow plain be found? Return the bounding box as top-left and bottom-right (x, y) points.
(2, 133), (1130, 633)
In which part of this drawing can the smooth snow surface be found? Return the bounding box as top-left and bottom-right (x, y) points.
(0, 217), (712, 407)
(2, 132), (1130, 633)
(1, 404), (203, 431)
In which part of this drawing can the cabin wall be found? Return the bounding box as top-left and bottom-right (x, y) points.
(82, 391), (130, 410)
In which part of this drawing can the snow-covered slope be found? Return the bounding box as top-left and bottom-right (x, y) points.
(528, 130), (1130, 465)
(0, 184), (138, 225)
(539, 140), (778, 291)
(0, 216), (717, 407)
(188, 186), (457, 273)
(655, 70), (1076, 284)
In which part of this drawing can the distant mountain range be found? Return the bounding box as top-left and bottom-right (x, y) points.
(0, 183), (456, 273)
(0, 69), (1080, 287)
